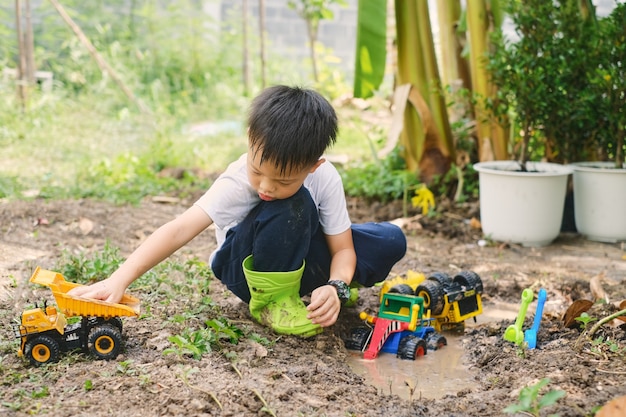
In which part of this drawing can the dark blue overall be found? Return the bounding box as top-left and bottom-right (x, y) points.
(211, 186), (407, 303)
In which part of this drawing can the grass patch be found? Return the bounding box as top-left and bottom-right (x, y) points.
(1, 87), (397, 205)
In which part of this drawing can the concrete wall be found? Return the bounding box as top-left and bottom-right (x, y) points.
(217, 0), (358, 73)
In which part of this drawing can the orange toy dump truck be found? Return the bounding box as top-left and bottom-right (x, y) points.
(15, 267), (140, 366)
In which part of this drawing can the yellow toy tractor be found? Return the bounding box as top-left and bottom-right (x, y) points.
(380, 269), (484, 331)
(15, 267), (140, 366)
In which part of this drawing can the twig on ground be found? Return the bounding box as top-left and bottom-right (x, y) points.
(596, 367), (626, 375)
(178, 371), (223, 410)
(252, 388), (277, 417)
(575, 308), (626, 351)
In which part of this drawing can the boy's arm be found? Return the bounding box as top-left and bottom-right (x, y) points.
(306, 229), (356, 327)
(68, 205), (213, 303)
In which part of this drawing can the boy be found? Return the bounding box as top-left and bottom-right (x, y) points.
(69, 85), (407, 337)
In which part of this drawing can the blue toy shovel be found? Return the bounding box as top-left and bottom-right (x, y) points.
(524, 288), (547, 349)
(504, 288), (534, 346)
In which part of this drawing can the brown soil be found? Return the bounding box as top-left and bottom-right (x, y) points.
(1, 196), (625, 417)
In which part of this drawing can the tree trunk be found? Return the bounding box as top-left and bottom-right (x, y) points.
(15, 0), (27, 110)
(48, 0), (150, 114)
(436, 0), (472, 122)
(258, 0), (266, 89)
(466, 0), (508, 161)
(306, 19), (318, 82)
(242, 0), (250, 96)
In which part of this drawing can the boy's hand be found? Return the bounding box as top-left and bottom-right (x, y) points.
(67, 278), (125, 304)
(306, 284), (341, 327)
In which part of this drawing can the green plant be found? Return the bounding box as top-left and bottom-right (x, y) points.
(56, 241), (124, 284)
(116, 360), (137, 376)
(164, 328), (215, 360)
(287, 0), (347, 83)
(339, 149), (422, 203)
(431, 163), (479, 203)
(163, 318), (244, 360)
(574, 312), (598, 331)
(575, 307), (626, 351)
(503, 378), (566, 417)
(488, 0), (601, 168)
(591, 3), (626, 167)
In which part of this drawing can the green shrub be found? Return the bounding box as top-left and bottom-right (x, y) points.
(339, 149), (421, 203)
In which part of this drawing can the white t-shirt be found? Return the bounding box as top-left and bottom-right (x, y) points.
(194, 153), (352, 252)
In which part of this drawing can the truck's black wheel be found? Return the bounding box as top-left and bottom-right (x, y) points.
(25, 335), (61, 366)
(426, 331), (447, 351)
(88, 324), (123, 360)
(427, 272), (452, 289)
(387, 284), (415, 295)
(453, 271), (483, 293)
(91, 317), (123, 332)
(397, 335), (427, 360)
(344, 326), (372, 351)
(107, 317), (124, 332)
(415, 280), (445, 315)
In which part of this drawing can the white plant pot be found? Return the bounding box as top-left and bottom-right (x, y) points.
(570, 162), (626, 243)
(474, 161), (573, 247)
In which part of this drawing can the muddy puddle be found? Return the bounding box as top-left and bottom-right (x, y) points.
(346, 301), (521, 400)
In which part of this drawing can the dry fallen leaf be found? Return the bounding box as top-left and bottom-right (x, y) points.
(78, 217), (94, 235)
(35, 217), (49, 226)
(152, 195), (181, 204)
(596, 395), (626, 417)
(615, 300), (626, 323)
(590, 271), (609, 304)
(562, 299), (594, 328)
(469, 217), (481, 229)
(389, 215), (423, 231)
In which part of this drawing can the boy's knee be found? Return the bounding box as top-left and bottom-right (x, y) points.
(360, 222), (407, 261)
(385, 222), (407, 260)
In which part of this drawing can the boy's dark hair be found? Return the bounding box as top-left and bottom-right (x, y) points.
(247, 85), (338, 174)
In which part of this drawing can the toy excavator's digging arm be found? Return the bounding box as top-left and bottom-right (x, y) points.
(362, 318), (410, 360)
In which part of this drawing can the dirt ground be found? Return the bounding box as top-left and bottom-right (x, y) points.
(1, 195), (625, 417)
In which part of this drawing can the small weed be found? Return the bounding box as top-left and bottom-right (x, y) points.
(205, 317), (244, 345)
(590, 335), (626, 356)
(487, 376), (501, 387)
(503, 378), (566, 417)
(138, 374), (151, 386)
(248, 333), (273, 347)
(29, 385), (50, 399)
(116, 360), (137, 376)
(164, 328), (216, 360)
(339, 149), (421, 204)
(136, 258), (213, 301)
(574, 312), (598, 331)
(84, 379), (93, 391)
(1, 400), (22, 411)
(164, 318), (246, 360)
(56, 241), (124, 284)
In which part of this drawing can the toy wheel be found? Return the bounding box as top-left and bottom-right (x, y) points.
(107, 317), (124, 332)
(426, 331), (447, 351)
(344, 326), (372, 351)
(427, 272), (452, 289)
(25, 335), (61, 366)
(397, 335), (427, 360)
(453, 271), (483, 293)
(88, 324), (123, 360)
(387, 284), (415, 295)
(415, 280), (445, 315)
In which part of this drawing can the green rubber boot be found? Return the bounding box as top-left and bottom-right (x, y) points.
(242, 255), (322, 338)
